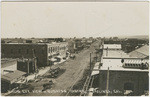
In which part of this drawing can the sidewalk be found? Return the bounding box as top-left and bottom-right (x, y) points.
(26, 58), (68, 81)
(26, 66), (50, 81)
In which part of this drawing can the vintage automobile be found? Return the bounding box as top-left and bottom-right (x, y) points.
(42, 80), (54, 91)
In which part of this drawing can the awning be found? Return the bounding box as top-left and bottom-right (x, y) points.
(91, 71), (99, 76)
(93, 62), (100, 70)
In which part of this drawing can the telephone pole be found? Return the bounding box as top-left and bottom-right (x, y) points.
(106, 67), (110, 96)
(89, 52), (92, 76)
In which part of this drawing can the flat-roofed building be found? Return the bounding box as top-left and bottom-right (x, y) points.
(90, 44), (149, 96)
(103, 44), (122, 50)
(103, 49), (130, 58)
(1, 70), (26, 93)
(1, 42), (68, 67)
(17, 58), (36, 74)
(99, 58), (148, 96)
(1, 58), (17, 75)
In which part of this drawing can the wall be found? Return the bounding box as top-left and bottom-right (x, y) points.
(2, 43), (68, 67)
(99, 70), (148, 96)
(1, 44), (48, 67)
(47, 42), (68, 58)
(17, 59), (35, 73)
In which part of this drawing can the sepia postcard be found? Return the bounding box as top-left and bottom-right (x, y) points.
(1, 0), (149, 96)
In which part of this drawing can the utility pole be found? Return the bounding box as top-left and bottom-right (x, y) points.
(27, 59), (30, 74)
(106, 67), (110, 96)
(96, 52), (97, 62)
(90, 53), (92, 71)
(32, 49), (37, 79)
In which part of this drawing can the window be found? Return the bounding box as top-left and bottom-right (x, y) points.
(53, 47), (54, 52)
(56, 46), (58, 51)
(51, 47), (53, 52)
(52, 47), (54, 52)
(32, 49), (35, 54)
(55, 47), (56, 51)
(54, 47), (56, 51)
(49, 48), (50, 53)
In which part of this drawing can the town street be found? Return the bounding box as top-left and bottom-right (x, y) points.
(8, 41), (100, 96)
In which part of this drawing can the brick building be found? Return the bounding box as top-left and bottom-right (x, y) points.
(90, 44), (149, 96)
(99, 58), (149, 96)
(1, 42), (68, 67)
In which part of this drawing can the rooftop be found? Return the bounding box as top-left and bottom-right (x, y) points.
(2, 42), (67, 45)
(103, 50), (130, 58)
(101, 58), (149, 72)
(1, 70), (26, 83)
(1, 58), (17, 68)
(103, 44), (121, 49)
(91, 62), (100, 76)
(135, 45), (149, 56)
(128, 45), (149, 58)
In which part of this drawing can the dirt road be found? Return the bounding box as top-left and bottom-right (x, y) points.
(43, 41), (99, 96)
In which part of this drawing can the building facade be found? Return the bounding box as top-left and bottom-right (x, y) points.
(99, 69), (148, 96)
(90, 43), (149, 96)
(1, 42), (68, 67)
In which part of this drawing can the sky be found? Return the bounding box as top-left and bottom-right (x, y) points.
(1, 2), (149, 38)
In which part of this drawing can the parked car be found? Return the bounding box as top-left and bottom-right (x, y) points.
(42, 80), (54, 91)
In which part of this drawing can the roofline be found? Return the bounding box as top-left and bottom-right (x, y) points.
(129, 45), (149, 56)
(103, 57), (148, 59)
(100, 69), (149, 72)
(1, 42), (68, 45)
